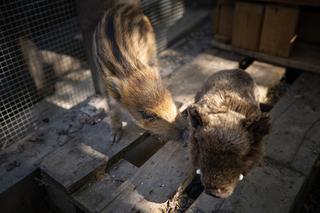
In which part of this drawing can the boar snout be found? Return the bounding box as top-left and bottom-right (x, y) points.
(205, 186), (234, 199)
(168, 113), (189, 141)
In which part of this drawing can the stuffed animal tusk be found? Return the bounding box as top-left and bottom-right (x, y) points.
(196, 168), (201, 175)
(239, 174), (244, 181)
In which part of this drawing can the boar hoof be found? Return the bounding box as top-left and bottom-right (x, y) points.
(112, 128), (123, 143)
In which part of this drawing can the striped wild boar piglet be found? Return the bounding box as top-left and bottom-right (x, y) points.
(93, 1), (187, 142)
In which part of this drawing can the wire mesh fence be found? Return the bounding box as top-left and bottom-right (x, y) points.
(0, 0), (191, 150)
(0, 0), (95, 149)
(141, 0), (184, 51)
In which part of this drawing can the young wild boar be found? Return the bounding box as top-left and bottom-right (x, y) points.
(188, 69), (270, 199)
(93, 1), (186, 142)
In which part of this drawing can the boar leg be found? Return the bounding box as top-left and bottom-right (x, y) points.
(107, 96), (123, 143)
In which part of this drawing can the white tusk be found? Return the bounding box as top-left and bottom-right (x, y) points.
(196, 168), (202, 175)
(239, 174), (244, 181)
(121, 121), (128, 127)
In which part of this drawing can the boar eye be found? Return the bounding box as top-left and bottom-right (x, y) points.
(139, 110), (159, 122)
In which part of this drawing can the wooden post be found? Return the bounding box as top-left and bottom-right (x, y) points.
(75, 0), (106, 95)
(259, 5), (299, 57)
(213, 0), (235, 43)
(232, 2), (265, 51)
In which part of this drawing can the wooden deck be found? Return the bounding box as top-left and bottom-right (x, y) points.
(1, 41), (320, 212)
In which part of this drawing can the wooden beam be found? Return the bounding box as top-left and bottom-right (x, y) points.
(40, 101), (144, 193)
(40, 140), (108, 193)
(259, 5), (299, 57)
(186, 192), (223, 213)
(245, 61), (285, 103)
(267, 73), (320, 174)
(212, 40), (320, 73)
(232, 2), (264, 51)
(167, 49), (242, 110)
(73, 160), (138, 212)
(99, 140), (194, 213)
(246, 0), (320, 7)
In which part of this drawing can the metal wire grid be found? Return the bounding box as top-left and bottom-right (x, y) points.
(141, 0), (185, 51)
(0, 0), (186, 149)
(0, 0), (94, 149)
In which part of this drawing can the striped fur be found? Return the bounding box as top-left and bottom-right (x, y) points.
(93, 2), (186, 140)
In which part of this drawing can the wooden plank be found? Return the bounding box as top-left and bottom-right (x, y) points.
(75, 115), (144, 162)
(99, 140), (193, 213)
(186, 192), (223, 213)
(259, 5), (299, 57)
(187, 163), (304, 213)
(40, 117), (143, 193)
(43, 174), (78, 213)
(212, 5), (219, 35)
(246, 0), (320, 7)
(246, 61), (285, 88)
(0, 97), (104, 194)
(212, 40), (320, 73)
(40, 140), (109, 193)
(129, 141), (192, 203)
(266, 73), (320, 175)
(232, 2), (264, 51)
(187, 72), (320, 213)
(245, 61), (285, 103)
(39, 97), (144, 193)
(4, 97), (109, 213)
(218, 0), (234, 41)
(100, 181), (166, 213)
(166, 49), (242, 110)
(213, 0), (235, 43)
(73, 160), (138, 213)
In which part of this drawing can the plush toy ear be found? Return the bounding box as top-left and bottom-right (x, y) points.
(187, 106), (204, 129)
(106, 77), (122, 101)
(243, 114), (271, 142)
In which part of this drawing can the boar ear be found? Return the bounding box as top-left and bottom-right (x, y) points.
(187, 106), (203, 129)
(106, 77), (122, 101)
(243, 114), (271, 142)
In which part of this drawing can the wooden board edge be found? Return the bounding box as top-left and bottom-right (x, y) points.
(211, 39), (320, 73)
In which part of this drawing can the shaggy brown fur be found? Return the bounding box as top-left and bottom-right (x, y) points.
(188, 69), (270, 198)
(93, 1), (187, 141)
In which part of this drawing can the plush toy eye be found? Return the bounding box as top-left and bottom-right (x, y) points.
(139, 110), (159, 122)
